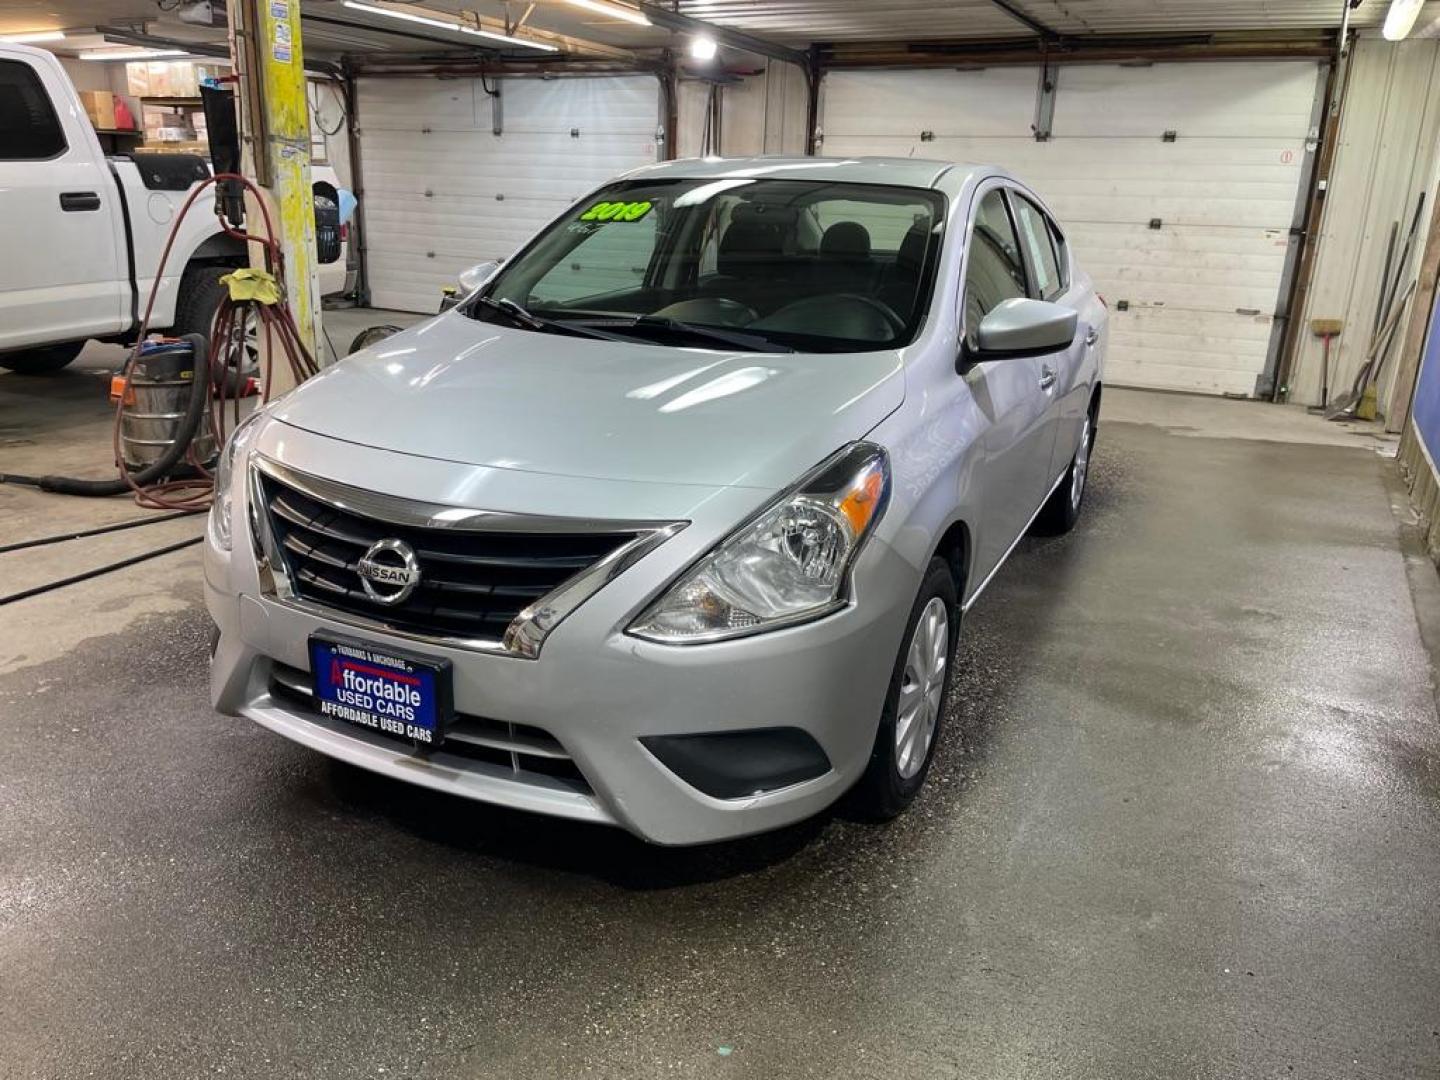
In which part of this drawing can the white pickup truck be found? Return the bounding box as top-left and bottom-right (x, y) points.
(0, 42), (346, 375)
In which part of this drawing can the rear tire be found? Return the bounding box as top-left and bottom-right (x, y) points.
(850, 557), (958, 821)
(1034, 405), (1096, 536)
(0, 341), (85, 375)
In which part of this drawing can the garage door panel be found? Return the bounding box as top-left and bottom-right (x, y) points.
(1104, 356), (1260, 396)
(822, 69), (1037, 137)
(1050, 194), (1300, 229)
(364, 202), (569, 253)
(822, 61), (1320, 397)
(358, 81), (479, 129)
(357, 76), (659, 312)
(359, 132), (654, 198)
(1052, 62), (1320, 139)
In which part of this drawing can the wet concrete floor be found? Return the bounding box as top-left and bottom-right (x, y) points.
(1, 386), (1437, 1078)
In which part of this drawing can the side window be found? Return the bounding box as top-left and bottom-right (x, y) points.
(1048, 218), (1070, 291)
(963, 189), (1028, 333)
(528, 211), (658, 305)
(1012, 195), (1063, 301)
(0, 60), (66, 160)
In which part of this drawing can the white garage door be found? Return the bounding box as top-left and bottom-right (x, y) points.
(822, 63), (1322, 396)
(357, 76), (660, 313)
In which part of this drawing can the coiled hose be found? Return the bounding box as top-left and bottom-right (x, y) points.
(0, 172), (319, 510)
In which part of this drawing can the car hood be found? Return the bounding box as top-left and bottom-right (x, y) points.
(269, 313), (905, 490)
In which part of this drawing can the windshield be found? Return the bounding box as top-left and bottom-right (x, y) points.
(471, 177), (947, 353)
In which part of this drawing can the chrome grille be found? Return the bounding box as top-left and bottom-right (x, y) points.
(256, 470), (635, 643)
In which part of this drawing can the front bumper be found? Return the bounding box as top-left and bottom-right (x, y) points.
(205, 431), (917, 845)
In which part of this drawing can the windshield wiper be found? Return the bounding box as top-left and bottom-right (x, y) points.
(470, 296), (633, 343)
(569, 315), (794, 354)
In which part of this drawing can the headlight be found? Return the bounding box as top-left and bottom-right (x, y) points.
(628, 443), (890, 643)
(208, 409), (264, 551)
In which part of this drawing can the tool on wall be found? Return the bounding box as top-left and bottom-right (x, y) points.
(1327, 191), (1426, 421)
(1309, 318), (1343, 410)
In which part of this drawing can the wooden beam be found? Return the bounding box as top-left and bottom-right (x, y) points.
(1388, 180), (1440, 432)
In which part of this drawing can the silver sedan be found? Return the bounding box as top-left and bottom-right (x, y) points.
(204, 155), (1106, 844)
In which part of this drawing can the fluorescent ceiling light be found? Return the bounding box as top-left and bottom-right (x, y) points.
(0, 30), (66, 43)
(563, 0), (650, 26)
(1384, 0), (1426, 40)
(78, 47), (187, 60)
(688, 33), (717, 60)
(341, 1), (559, 51)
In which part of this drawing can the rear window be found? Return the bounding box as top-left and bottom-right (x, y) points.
(0, 60), (65, 160)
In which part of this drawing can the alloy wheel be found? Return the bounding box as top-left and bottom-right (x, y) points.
(895, 596), (949, 780)
(1071, 414), (1093, 510)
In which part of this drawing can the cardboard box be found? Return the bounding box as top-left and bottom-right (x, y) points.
(146, 61), (173, 98)
(125, 63), (149, 96)
(79, 90), (116, 132)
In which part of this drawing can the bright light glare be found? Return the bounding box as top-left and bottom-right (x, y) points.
(689, 34), (718, 60)
(563, 0), (651, 26)
(1384, 0), (1425, 40)
(0, 31), (65, 43)
(342, 1), (559, 51)
(78, 48), (186, 60)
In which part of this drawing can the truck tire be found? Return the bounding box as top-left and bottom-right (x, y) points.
(173, 260), (239, 340)
(175, 260), (257, 384)
(0, 341), (85, 375)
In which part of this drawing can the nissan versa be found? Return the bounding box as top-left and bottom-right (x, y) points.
(204, 156), (1106, 845)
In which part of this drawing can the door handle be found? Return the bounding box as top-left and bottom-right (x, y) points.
(60, 191), (101, 212)
(1039, 366), (1057, 391)
(1085, 327), (1099, 347)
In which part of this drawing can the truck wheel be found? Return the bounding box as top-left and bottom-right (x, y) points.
(0, 341), (85, 375)
(175, 261), (257, 382)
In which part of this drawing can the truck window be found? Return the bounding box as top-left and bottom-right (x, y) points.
(0, 60), (66, 160)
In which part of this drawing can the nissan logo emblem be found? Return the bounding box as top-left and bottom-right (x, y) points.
(356, 537), (421, 605)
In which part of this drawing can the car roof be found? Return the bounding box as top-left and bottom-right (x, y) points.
(622, 155), (1001, 195)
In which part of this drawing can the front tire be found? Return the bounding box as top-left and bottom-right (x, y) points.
(850, 557), (958, 821)
(0, 341), (84, 375)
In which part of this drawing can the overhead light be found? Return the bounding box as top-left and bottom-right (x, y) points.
(688, 33), (717, 61)
(341, 1), (559, 52)
(78, 47), (187, 60)
(1384, 0), (1426, 40)
(563, 0), (651, 26)
(0, 30), (66, 43)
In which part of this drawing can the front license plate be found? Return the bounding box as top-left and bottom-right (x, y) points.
(308, 635), (453, 748)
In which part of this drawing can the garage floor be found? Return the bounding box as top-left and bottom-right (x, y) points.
(2, 331), (1437, 1078)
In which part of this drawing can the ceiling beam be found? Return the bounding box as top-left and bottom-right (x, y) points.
(96, 24), (342, 74)
(817, 30), (1338, 69)
(635, 3), (810, 69)
(986, 0), (1063, 41)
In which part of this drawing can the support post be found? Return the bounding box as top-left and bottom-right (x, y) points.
(804, 46), (821, 155)
(228, 0), (323, 391)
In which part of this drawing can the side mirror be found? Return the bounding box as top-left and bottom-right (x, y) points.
(458, 259), (501, 295)
(970, 297), (1077, 359)
(440, 260), (502, 313)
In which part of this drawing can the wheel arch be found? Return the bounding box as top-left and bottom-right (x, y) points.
(929, 518), (972, 605)
(185, 231), (248, 267)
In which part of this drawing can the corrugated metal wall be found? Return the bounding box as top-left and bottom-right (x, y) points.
(1290, 36), (1440, 418)
(356, 76), (660, 313)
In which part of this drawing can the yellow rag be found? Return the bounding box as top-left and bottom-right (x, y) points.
(220, 267), (282, 305)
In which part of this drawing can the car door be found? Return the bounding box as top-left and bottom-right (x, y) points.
(1010, 191), (1089, 486)
(959, 184), (1055, 583)
(0, 51), (126, 352)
